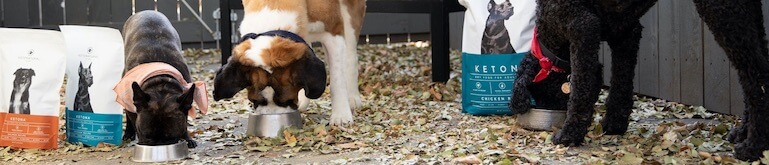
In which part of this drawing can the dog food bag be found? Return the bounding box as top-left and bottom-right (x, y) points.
(0, 28), (66, 149)
(60, 25), (125, 146)
(459, 0), (536, 115)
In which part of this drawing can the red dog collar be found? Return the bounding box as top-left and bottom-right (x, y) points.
(531, 27), (569, 83)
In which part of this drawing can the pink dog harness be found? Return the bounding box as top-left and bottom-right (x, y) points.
(114, 62), (208, 118)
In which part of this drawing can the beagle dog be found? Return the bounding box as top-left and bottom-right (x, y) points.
(214, 0), (366, 125)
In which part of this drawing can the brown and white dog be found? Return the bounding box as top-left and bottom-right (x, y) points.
(216, 0), (365, 125)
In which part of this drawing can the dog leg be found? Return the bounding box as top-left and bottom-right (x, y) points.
(552, 12), (604, 147)
(322, 35), (354, 125)
(728, 108), (749, 143)
(183, 131), (198, 148)
(123, 111), (137, 142)
(693, 0), (769, 161)
(601, 23), (642, 135)
(344, 38), (362, 110)
(509, 53), (539, 114)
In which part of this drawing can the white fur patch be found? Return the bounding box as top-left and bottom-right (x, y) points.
(253, 87), (296, 115)
(239, 8), (300, 35)
(307, 21), (326, 33)
(243, 37), (275, 73)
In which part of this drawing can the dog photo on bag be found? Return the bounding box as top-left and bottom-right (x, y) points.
(9, 68), (35, 115)
(482, 0), (515, 54)
(74, 62), (94, 113)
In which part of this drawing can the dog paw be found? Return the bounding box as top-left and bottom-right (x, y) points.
(348, 94), (363, 110)
(185, 139), (198, 148)
(728, 124), (748, 144)
(553, 129), (584, 147)
(734, 141), (768, 161)
(330, 109), (354, 126)
(600, 118), (629, 135)
(122, 134), (135, 142)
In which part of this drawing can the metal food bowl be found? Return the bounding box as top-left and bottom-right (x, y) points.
(132, 141), (188, 162)
(516, 108), (567, 131)
(246, 111), (304, 137)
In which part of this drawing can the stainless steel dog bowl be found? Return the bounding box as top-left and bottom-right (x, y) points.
(131, 141), (188, 162)
(516, 108), (567, 131)
(246, 111), (304, 137)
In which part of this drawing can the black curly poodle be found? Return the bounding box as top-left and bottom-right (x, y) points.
(509, 0), (769, 161)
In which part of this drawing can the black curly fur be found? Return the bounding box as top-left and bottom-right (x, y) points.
(509, 53), (569, 114)
(509, 0), (769, 161)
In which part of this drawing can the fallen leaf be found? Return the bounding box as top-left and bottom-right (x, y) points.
(337, 141), (367, 149)
(453, 155), (481, 164)
(619, 154), (643, 165)
(284, 130), (297, 147)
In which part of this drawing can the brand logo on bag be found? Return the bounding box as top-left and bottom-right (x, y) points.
(19, 49), (40, 61)
(79, 46), (98, 59)
(474, 65), (518, 73)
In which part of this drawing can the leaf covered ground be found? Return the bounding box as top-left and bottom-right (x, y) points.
(0, 44), (765, 164)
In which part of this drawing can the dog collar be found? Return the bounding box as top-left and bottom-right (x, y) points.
(241, 30), (310, 47)
(531, 27), (570, 83)
(240, 30), (317, 60)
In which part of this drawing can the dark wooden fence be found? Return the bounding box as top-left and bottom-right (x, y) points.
(0, 0), (459, 49)
(0, 0), (219, 44)
(600, 0), (769, 115)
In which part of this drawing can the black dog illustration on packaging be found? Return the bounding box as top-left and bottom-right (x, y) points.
(74, 62), (94, 112)
(9, 68), (34, 115)
(481, 0), (515, 54)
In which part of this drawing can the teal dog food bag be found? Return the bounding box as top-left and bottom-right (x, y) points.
(459, 0), (536, 115)
(61, 25), (125, 146)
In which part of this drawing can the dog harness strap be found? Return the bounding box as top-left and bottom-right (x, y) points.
(241, 30), (316, 56)
(113, 62), (209, 118)
(241, 30), (309, 46)
(531, 27), (568, 83)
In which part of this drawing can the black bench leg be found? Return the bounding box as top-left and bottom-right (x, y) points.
(430, 0), (450, 82)
(220, 0), (232, 65)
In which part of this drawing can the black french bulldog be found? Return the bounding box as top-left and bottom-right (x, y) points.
(121, 10), (197, 148)
(481, 0), (515, 54)
(74, 62), (94, 113)
(9, 68), (34, 115)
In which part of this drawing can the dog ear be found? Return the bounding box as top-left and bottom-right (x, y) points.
(295, 49), (327, 99)
(88, 63), (92, 69)
(131, 82), (149, 110)
(177, 84), (195, 111)
(79, 62), (84, 72)
(488, 0), (496, 12)
(213, 58), (253, 101)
